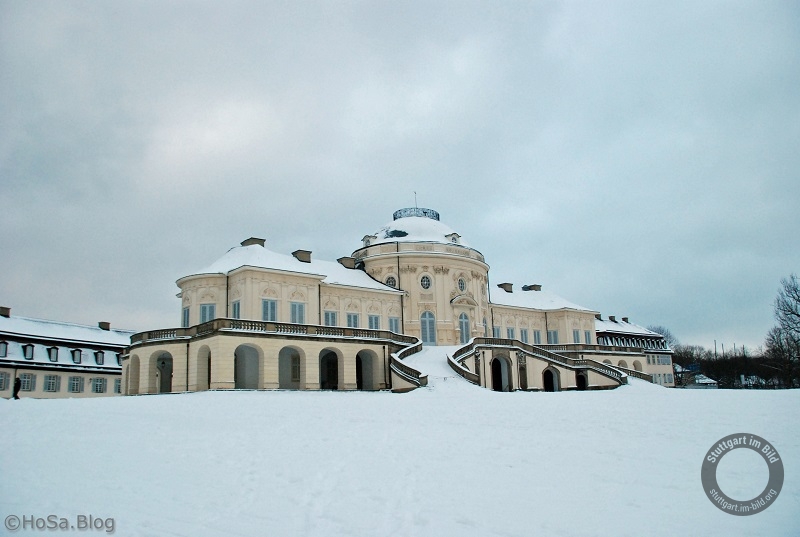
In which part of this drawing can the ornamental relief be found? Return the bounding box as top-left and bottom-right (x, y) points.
(367, 302), (381, 314)
(345, 299), (361, 312)
(199, 290), (216, 303)
(261, 286), (279, 298)
(434, 265), (450, 275)
(182, 294), (192, 306)
(400, 265), (418, 274)
(369, 267), (383, 276)
(290, 290), (306, 301)
(322, 298), (338, 310)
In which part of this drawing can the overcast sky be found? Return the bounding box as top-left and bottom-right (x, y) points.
(2, 1), (798, 351)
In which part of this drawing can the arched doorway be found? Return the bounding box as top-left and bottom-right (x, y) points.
(320, 350), (339, 390)
(458, 313), (470, 345)
(234, 345), (260, 389)
(491, 357), (511, 392)
(420, 311), (436, 345)
(543, 368), (560, 392)
(356, 350), (378, 390)
(196, 346), (211, 391)
(128, 355), (140, 394)
(279, 347), (303, 389)
(155, 353), (173, 393)
(576, 371), (588, 391)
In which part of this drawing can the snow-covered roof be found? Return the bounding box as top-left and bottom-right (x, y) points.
(183, 243), (401, 293)
(0, 315), (134, 346)
(490, 287), (594, 312)
(693, 374), (718, 385)
(368, 215), (471, 248)
(595, 318), (662, 337)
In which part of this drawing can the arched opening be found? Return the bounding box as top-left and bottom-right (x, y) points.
(576, 371), (588, 391)
(543, 368), (560, 392)
(155, 353), (173, 393)
(633, 360), (643, 372)
(458, 313), (470, 345)
(234, 345), (260, 389)
(279, 346), (304, 389)
(196, 346), (211, 391)
(420, 311), (436, 345)
(128, 355), (140, 394)
(491, 357), (511, 392)
(319, 350), (339, 390)
(356, 350), (378, 391)
(617, 360), (628, 369)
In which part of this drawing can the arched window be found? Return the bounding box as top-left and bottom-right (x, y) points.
(458, 278), (466, 292)
(420, 275), (432, 290)
(459, 313), (470, 344)
(420, 311), (436, 345)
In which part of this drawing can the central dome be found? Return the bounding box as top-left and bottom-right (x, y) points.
(367, 208), (469, 247)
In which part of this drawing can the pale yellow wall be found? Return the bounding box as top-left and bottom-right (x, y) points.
(0, 366), (120, 399)
(488, 305), (597, 345)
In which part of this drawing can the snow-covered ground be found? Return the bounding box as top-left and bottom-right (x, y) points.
(2, 347), (798, 536)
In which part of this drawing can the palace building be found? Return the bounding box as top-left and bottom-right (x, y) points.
(122, 208), (673, 395)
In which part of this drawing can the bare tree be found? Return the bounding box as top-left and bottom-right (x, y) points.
(764, 326), (800, 388)
(646, 325), (679, 348)
(775, 274), (800, 337)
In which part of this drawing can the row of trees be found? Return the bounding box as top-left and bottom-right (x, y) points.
(654, 274), (800, 389)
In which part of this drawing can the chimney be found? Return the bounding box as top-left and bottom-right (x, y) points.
(337, 256), (356, 269)
(497, 283), (513, 293)
(98, 322), (111, 331)
(292, 250), (312, 263)
(622, 317), (629, 323)
(595, 314), (602, 320)
(0, 306), (10, 318)
(609, 316), (616, 322)
(521, 284), (543, 291)
(241, 237), (265, 247)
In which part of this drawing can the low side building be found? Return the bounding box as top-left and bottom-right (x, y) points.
(0, 307), (134, 399)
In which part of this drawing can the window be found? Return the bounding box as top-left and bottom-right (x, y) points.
(483, 318), (488, 337)
(386, 276), (397, 288)
(459, 313), (470, 344)
(232, 300), (241, 319)
(44, 375), (61, 393)
(262, 299), (277, 322)
(116, 353), (122, 366)
(48, 347), (59, 362)
(69, 376), (84, 393)
(324, 311), (337, 326)
(458, 278), (466, 292)
(347, 313), (359, 328)
(200, 303), (216, 323)
(92, 378), (107, 394)
(533, 330), (542, 345)
(389, 317), (400, 333)
(420, 311), (436, 345)
(114, 378), (121, 394)
(420, 275), (431, 289)
(520, 329), (529, 344)
(71, 349), (82, 364)
(368, 315), (380, 330)
(94, 351), (104, 365)
(547, 330), (559, 344)
(0, 341), (7, 357)
(585, 331), (592, 344)
(291, 356), (301, 382)
(182, 307), (190, 328)
(0, 372), (8, 391)
(20, 373), (35, 391)
(22, 344), (34, 360)
(507, 327), (515, 340)
(493, 326), (501, 338)
(290, 302), (305, 324)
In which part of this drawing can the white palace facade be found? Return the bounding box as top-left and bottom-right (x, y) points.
(121, 208), (674, 396)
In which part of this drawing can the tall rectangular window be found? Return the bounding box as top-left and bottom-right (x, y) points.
(262, 299), (277, 322)
(584, 331), (592, 344)
(533, 330), (541, 345)
(0, 372), (8, 391)
(69, 376), (84, 393)
(182, 307), (190, 328)
(368, 315), (380, 330)
(44, 375), (61, 393)
(347, 313), (359, 328)
(547, 330), (559, 344)
(291, 356), (301, 382)
(22, 344), (34, 360)
(573, 330), (581, 344)
(389, 317), (400, 333)
(231, 300), (241, 319)
(94, 351), (104, 365)
(493, 326), (501, 338)
(507, 327), (515, 339)
(0, 341), (6, 357)
(520, 329), (529, 344)
(200, 304), (216, 323)
(114, 378), (121, 394)
(92, 377), (107, 394)
(324, 311), (337, 326)
(290, 302), (305, 324)
(48, 347), (59, 362)
(71, 349), (82, 364)
(20, 373), (35, 391)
